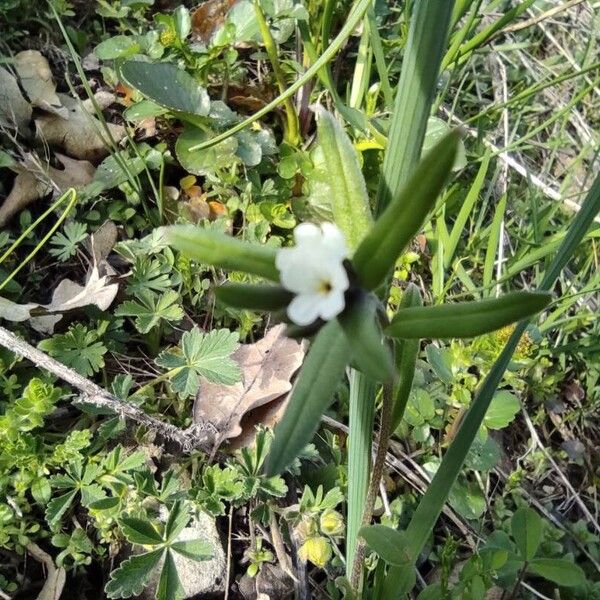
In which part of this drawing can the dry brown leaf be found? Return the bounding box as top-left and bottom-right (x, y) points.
(0, 266), (119, 334)
(194, 324), (305, 448)
(0, 153), (95, 226)
(35, 93), (125, 161)
(14, 50), (67, 117)
(0, 66), (32, 137)
(191, 0), (238, 43)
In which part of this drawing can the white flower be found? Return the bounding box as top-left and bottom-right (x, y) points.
(276, 222), (350, 326)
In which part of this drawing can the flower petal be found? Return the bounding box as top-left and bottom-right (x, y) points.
(294, 222), (322, 246)
(318, 290), (346, 321)
(320, 222), (349, 259)
(288, 294), (322, 326)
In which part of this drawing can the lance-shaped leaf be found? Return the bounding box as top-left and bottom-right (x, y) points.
(386, 291), (551, 340)
(266, 320), (351, 475)
(353, 131), (459, 290)
(166, 225), (279, 281)
(307, 108), (373, 249)
(215, 282), (292, 312)
(391, 284), (422, 430)
(339, 293), (395, 382)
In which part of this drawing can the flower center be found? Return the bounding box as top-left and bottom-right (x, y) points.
(317, 279), (333, 294)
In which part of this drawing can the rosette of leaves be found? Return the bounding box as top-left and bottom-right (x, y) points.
(166, 110), (552, 475)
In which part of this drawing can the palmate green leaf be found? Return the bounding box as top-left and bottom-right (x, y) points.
(120, 61), (210, 117)
(45, 489), (77, 529)
(339, 293), (395, 383)
(527, 558), (586, 587)
(215, 282), (292, 312)
(266, 320), (351, 475)
(166, 225), (280, 282)
(353, 132), (459, 290)
(511, 507), (542, 561)
(171, 539), (213, 561)
(165, 501), (190, 541)
(156, 327), (241, 398)
(119, 517), (164, 546)
(306, 108), (373, 250)
(359, 525), (411, 567)
(386, 291), (552, 339)
(115, 290), (184, 334)
(105, 549), (164, 599)
(157, 550), (184, 600)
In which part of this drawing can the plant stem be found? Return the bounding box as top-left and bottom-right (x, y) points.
(350, 383), (394, 592)
(252, 0), (300, 146)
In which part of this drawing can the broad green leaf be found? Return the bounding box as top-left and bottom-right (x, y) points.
(359, 525), (411, 566)
(306, 108), (373, 249)
(165, 501), (190, 541)
(266, 320), (351, 475)
(527, 558), (586, 587)
(124, 100), (168, 121)
(31, 477), (51, 505)
(45, 489), (77, 528)
(171, 539), (213, 561)
(173, 6), (191, 40)
(354, 131), (459, 290)
(215, 282), (292, 311)
(422, 116), (466, 171)
(157, 551), (184, 600)
(175, 124), (239, 176)
(386, 291), (552, 339)
(391, 283), (422, 430)
(119, 517), (164, 546)
(115, 290), (184, 334)
(511, 507), (542, 560)
(120, 61), (210, 116)
(156, 328), (241, 398)
(484, 391), (520, 430)
(105, 549), (164, 599)
(94, 35), (141, 60)
(166, 225), (280, 281)
(339, 293), (395, 382)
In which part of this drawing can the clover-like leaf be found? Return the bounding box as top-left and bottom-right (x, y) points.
(115, 290), (184, 334)
(156, 327), (241, 398)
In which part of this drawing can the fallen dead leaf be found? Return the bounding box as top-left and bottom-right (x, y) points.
(0, 66), (32, 138)
(194, 324), (305, 448)
(35, 93), (125, 161)
(0, 266), (119, 334)
(0, 153), (95, 226)
(14, 50), (67, 117)
(191, 0), (239, 43)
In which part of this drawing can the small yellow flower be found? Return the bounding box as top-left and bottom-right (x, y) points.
(160, 28), (176, 46)
(294, 516), (318, 543)
(298, 536), (332, 568)
(319, 509), (344, 536)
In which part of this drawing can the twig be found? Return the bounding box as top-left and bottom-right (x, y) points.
(0, 326), (211, 452)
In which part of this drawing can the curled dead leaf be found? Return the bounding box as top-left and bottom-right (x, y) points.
(191, 0), (239, 43)
(194, 324), (305, 449)
(35, 93), (125, 161)
(0, 66), (32, 138)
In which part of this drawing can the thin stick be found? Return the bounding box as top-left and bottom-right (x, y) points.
(0, 326), (211, 451)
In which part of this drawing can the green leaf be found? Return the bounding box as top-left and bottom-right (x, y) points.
(119, 517), (164, 546)
(422, 117), (467, 171)
(157, 550), (184, 600)
(45, 489), (77, 528)
(339, 293), (395, 382)
(156, 328), (240, 398)
(215, 282), (293, 311)
(105, 549), (164, 599)
(165, 501), (190, 541)
(527, 558), (586, 587)
(353, 131), (459, 290)
(306, 108), (373, 250)
(175, 124), (239, 176)
(511, 507), (542, 561)
(31, 477), (52, 505)
(359, 525), (411, 566)
(173, 6), (191, 40)
(120, 61), (210, 116)
(484, 391), (520, 430)
(115, 290), (184, 334)
(94, 35), (141, 60)
(386, 291), (552, 339)
(391, 284), (422, 430)
(166, 225), (280, 281)
(266, 320), (351, 475)
(171, 539), (213, 561)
